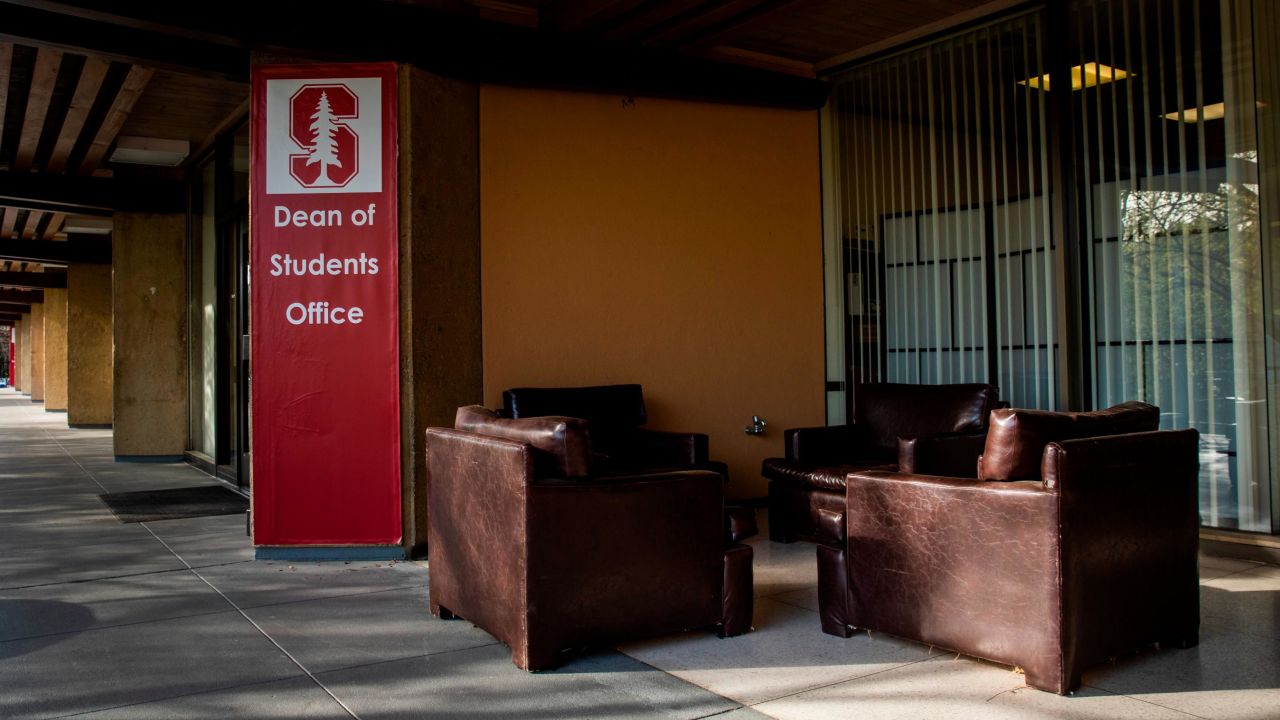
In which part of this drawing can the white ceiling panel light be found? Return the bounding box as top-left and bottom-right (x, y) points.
(62, 216), (113, 235)
(109, 136), (190, 166)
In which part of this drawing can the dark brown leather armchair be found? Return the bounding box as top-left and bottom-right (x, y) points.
(502, 384), (730, 481)
(763, 382), (998, 543)
(426, 406), (755, 671)
(817, 402), (1200, 694)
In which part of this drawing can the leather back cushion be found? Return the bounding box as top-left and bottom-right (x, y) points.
(455, 406), (594, 478)
(979, 401), (1160, 481)
(502, 384), (647, 428)
(854, 383), (998, 453)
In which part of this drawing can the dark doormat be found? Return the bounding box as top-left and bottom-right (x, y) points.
(100, 486), (248, 523)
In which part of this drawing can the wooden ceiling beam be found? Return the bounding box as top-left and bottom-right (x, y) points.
(19, 210), (43, 239)
(13, 47), (64, 173)
(0, 208), (17, 239)
(0, 3), (246, 80)
(44, 56), (109, 175)
(77, 64), (153, 175)
(602, 0), (709, 43)
(0, 302), (32, 313)
(0, 237), (107, 265)
(548, 0), (649, 33)
(677, 0), (819, 52)
(42, 212), (65, 240)
(0, 42), (12, 157)
(0, 269), (67, 288)
(470, 0), (541, 28)
(0, 169), (181, 214)
(639, 0), (774, 48)
(702, 45), (815, 77)
(0, 288), (44, 302)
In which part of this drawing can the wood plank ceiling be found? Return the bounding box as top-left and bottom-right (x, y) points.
(410, 0), (1007, 76)
(0, 39), (247, 278)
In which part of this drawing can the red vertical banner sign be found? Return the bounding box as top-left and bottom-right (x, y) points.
(251, 63), (401, 547)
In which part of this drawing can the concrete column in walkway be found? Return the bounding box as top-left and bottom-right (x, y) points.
(396, 66), (483, 557)
(12, 318), (23, 392)
(113, 213), (187, 456)
(28, 303), (44, 402)
(67, 263), (114, 427)
(22, 314), (31, 395)
(43, 288), (69, 412)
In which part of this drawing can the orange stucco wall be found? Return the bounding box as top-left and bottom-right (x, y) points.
(480, 86), (825, 499)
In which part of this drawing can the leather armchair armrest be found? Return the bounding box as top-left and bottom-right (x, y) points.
(785, 424), (866, 465)
(846, 469), (1049, 499)
(1043, 431), (1200, 575)
(724, 505), (758, 544)
(815, 508), (845, 546)
(626, 428), (710, 466)
(1043, 430), (1201, 684)
(898, 430), (988, 478)
(425, 428), (534, 651)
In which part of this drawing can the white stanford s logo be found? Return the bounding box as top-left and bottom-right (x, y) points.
(265, 77), (381, 195)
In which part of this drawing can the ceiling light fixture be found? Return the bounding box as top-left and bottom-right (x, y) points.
(109, 136), (190, 166)
(61, 216), (113, 235)
(1019, 62), (1131, 91)
(1162, 102), (1226, 123)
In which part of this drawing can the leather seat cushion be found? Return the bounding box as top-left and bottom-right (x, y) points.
(762, 458), (897, 492)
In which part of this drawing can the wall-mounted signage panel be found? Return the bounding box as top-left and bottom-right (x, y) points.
(251, 63), (401, 547)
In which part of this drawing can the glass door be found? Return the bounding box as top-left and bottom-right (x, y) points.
(1071, 0), (1276, 533)
(822, 10), (1061, 414)
(215, 123), (251, 491)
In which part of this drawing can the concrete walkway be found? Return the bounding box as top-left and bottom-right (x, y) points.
(1, 387), (1278, 719)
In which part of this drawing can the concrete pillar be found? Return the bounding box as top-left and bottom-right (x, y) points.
(397, 66), (483, 557)
(28, 304), (44, 402)
(43, 288), (69, 412)
(113, 213), (187, 457)
(12, 318), (22, 391)
(68, 264), (114, 427)
(19, 314), (31, 395)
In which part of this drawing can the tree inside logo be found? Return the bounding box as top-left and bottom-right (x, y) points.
(288, 84), (359, 188)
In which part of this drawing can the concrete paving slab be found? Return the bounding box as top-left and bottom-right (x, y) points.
(771, 587), (819, 613)
(0, 611), (304, 719)
(0, 514), (157, 553)
(1083, 616), (1280, 719)
(0, 569), (230, 641)
(748, 533), (818, 599)
(621, 598), (930, 706)
(1200, 571), (1280, 641)
(1199, 556), (1269, 582)
(753, 654), (1195, 720)
(0, 536), (184, 590)
(66, 677), (352, 719)
(143, 513), (255, 566)
(195, 559), (427, 609)
(316, 643), (748, 720)
(242, 586), (496, 674)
